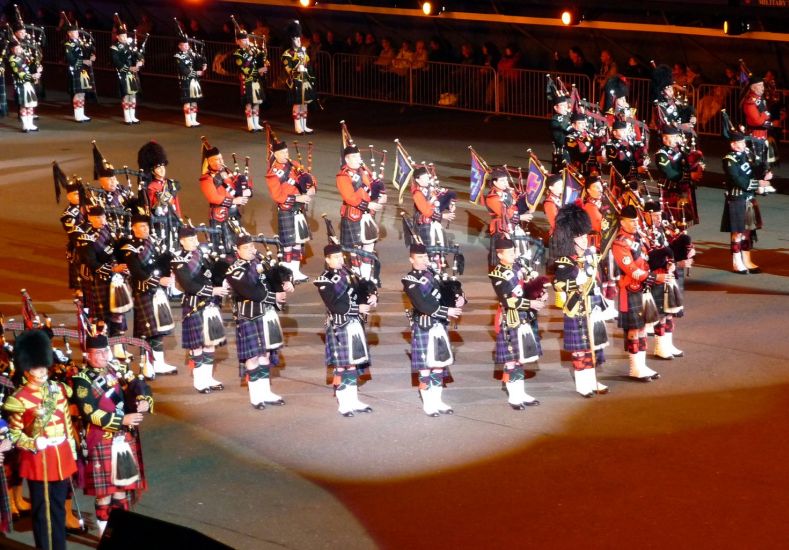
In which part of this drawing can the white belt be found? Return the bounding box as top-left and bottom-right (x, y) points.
(45, 436), (66, 447)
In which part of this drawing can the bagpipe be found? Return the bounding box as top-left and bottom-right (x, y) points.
(228, 219), (293, 292)
(174, 18), (207, 71)
(61, 11), (96, 93)
(322, 214), (381, 294)
(721, 108), (768, 182)
(13, 4), (45, 70)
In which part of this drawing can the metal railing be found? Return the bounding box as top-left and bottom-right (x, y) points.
(37, 26), (789, 142)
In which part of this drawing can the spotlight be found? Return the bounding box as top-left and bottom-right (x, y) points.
(723, 18), (750, 36)
(421, 2), (444, 16)
(298, 0), (316, 6)
(560, 9), (581, 26)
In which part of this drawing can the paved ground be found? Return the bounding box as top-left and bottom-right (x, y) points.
(1, 92), (788, 549)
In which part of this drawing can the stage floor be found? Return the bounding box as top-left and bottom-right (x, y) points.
(1, 93), (788, 549)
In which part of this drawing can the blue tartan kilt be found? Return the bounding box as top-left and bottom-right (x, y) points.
(416, 223), (432, 246)
(286, 79), (317, 105)
(133, 290), (170, 339)
(68, 67), (93, 95)
(650, 283), (667, 315)
(340, 217), (363, 247)
(85, 276), (111, 320)
(495, 321), (542, 364)
(83, 430), (146, 497)
(277, 209), (297, 247)
(410, 323), (430, 372)
(179, 77), (201, 104)
(325, 321), (371, 369)
(617, 290), (646, 330)
(181, 309), (205, 350)
(236, 316), (270, 361)
(118, 72), (140, 97)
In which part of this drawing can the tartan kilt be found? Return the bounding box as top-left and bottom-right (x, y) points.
(0, 470), (10, 534)
(68, 258), (81, 290)
(236, 316), (269, 361)
(340, 217), (363, 247)
(416, 223), (432, 248)
(181, 308), (205, 350)
(83, 431), (146, 497)
(15, 81), (37, 108)
(84, 276), (111, 320)
(118, 72), (140, 97)
(277, 209), (297, 247)
(133, 290), (170, 339)
(617, 290), (646, 330)
(241, 80), (264, 105)
(650, 283), (669, 316)
(0, 73), (6, 117)
(68, 67), (93, 95)
(179, 77), (202, 104)
(495, 321), (542, 364)
(325, 321), (371, 368)
(286, 79), (317, 105)
(410, 323), (431, 372)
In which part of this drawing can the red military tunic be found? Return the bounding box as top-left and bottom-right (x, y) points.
(266, 159), (316, 208)
(147, 177), (183, 217)
(413, 187), (438, 224)
(742, 91), (770, 140)
(612, 228), (652, 312)
(3, 382), (78, 482)
(336, 164), (373, 222)
(543, 192), (562, 235)
(583, 198), (603, 249)
(485, 187), (517, 235)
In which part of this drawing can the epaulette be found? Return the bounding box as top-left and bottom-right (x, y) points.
(2, 393), (24, 414)
(120, 241), (141, 254)
(227, 259), (248, 276)
(170, 250), (190, 265)
(77, 231), (97, 244)
(723, 153), (739, 163)
(554, 256), (575, 267)
(489, 265), (514, 280)
(72, 369), (92, 384)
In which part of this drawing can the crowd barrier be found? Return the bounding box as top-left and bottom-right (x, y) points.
(36, 27), (788, 142)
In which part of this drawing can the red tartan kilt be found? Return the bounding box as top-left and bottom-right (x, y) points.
(83, 431), (146, 497)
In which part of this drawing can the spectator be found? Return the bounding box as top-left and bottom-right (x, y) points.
(188, 18), (208, 41)
(412, 39), (430, 102)
(623, 55), (648, 79)
(723, 66), (738, 86)
(392, 39), (415, 77)
(428, 36), (452, 63)
(556, 46), (595, 80)
(686, 64), (703, 87)
(310, 31), (324, 58)
(374, 37), (396, 69)
(596, 50), (618, 88)
(324, 30), (345, 55)
(351, 30), (365, 54)
(456, 42), (483, 108)
(482, 42), (501, 109)
(494, 42), (523, 112)
(359, 32), (379, 58)
(673, 63), (689, 87)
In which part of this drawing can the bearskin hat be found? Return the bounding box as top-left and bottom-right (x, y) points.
(138, 141), (169, 172)
(603, 75), (629, 113)
(285, 20), (302, 42)
(324, 243), (343, 256)
(13, 330), (53, 372)
(651, 64), (674, 101)
(85, 333), (109, 350)
(550, 203), (592, 258)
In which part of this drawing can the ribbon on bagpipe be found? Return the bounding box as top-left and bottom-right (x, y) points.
(392, 139), (415, 205)
(468, 146), (491, 204)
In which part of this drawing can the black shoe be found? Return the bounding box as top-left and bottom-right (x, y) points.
(523, 399), (541, 406)
(354, 406), (373, 413)
(304, 129), (314, 135)
(748, 267), (762, 274)
(733, 269), (748, 275)
(252, 402), (266, 410)
(653, 354), (674, 361)
(425, 411), (440, 417)
(510, 403), (526, 410)
(264, 398), (286, 406)
(438, 408), (454, 415)
(210, 383), (225, 391)
(580, 392), (594, 399)
(341, 411), (355, 417)
(650, 372), (661, 380)
(594, 387), (610, 395)
(196, 387), (212, 394)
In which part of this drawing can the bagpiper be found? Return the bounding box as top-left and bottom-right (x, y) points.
(265, 140), (315, 282)
(741, 76), (777, 194)
(64, 20), (94, 122)
(170, 226), (229, 394)
(565, 111), (595, 177)
(199, 139), (252, 253)
(655, 125), (702, 225)
(110, 15), (143, 125)
(651, 63), (696, 136)
(611, 205), (666, 381)
(314, 242), (376, 417)
(411, 166), (456, 265)
(282, 20), (317, 135)
(402, 243), (464, 416)
(336, 145), (385, 281)
(541, 173), (564, 235)
(550, 96), (572, 172)
(119, 208), (178, 378)
(93, 141), (134, 237)
(7, 39), (40, 132)
(71, 332), (152, 536)
(174, 25), (206, 128)
(484, 167), (533, 263)
(232, 26), (267, 132)
(551, 203), (611, 397)
(3, 330), (78, 550)
(54, 164), (85, 297)
(76, 205), (130, 361)
(604, 119), (647, 186)
(489, 237), (547, 409)
(225, 235), (291, 410)
(721, 129), (769, 274)
(138, 141), (183, 255)
(643, 201), (685, 360)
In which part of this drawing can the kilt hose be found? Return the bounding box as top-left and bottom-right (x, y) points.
(83, 430), (146, 498)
